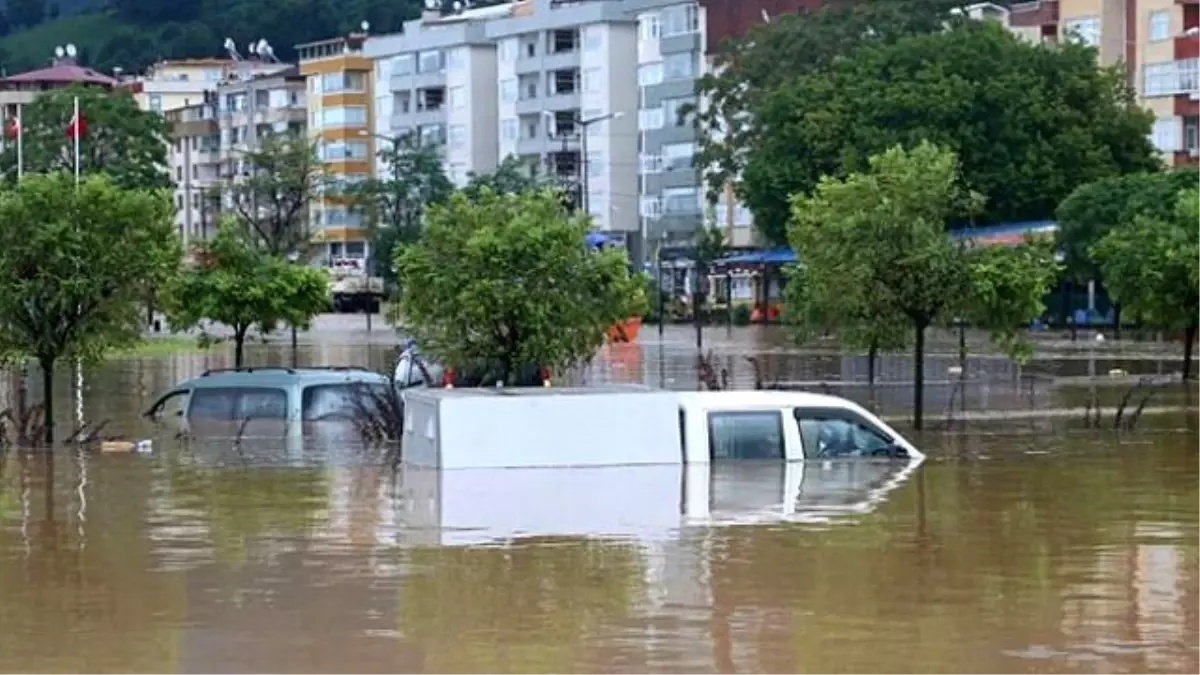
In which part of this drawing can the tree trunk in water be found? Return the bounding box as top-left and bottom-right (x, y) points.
(694, 282), (704, 350)
(1112, 304), (1122, 341)
(234, 326), (246, 369)
(867, 341), (877, 406)
(1184, 322), (1197, 381)
(912, 324), (926, 431)
(290, 324), (298, 368)
(39, 356), (55, 445)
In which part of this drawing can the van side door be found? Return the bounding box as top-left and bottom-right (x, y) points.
(793, 406), (908, 459)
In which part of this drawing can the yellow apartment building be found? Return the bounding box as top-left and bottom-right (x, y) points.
(297, 32), (376, 262)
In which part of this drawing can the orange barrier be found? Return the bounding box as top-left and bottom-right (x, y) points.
(607, 316), (642, 343)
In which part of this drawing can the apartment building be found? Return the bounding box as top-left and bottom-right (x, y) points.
(297, 32), (376, 261)
(1008, 0), (1200, 165)
(167, 66), (307, 250)
(365, 4), (500, 187)
(126, 59), (233, 113)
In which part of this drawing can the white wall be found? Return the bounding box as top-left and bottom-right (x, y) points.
(585, 22), (639, 233)
(496, 37), (518, 160)
(446, 44), (499, 185)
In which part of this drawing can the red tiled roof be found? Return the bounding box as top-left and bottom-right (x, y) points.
(1, 64), (119, 86)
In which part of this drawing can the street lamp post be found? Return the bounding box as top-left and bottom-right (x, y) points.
(542, 110), (624, 217)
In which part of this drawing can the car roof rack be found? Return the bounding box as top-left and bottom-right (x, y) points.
(200, 365), (375, 377)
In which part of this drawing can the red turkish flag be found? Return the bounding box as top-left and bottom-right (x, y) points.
(66, 109), (85, 138)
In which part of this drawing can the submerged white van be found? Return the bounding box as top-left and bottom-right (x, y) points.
(401, 386), (922, 469)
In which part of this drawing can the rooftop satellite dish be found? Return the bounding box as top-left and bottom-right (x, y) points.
(54, 46), (65, 58)
(223, 37), (235, 50)
(761, 9), (770, 23)
(65, 43), (77, 57)
(360, 20), (370, 32)
(256, 38), (269, 55)
(423, 0), (437, 10)
(247, 42), (256, 58)
(453, 0), (462, 11)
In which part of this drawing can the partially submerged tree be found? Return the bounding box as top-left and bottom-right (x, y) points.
(1091, 188), (1200, 380)
(0, 84), (171, 189)
(691, 220), (727, 348)
(164, 221), (331, 368)
(392, 188), (647, 385)
(743, 21), (1157, 244)
(230, 130), (325, 256)
(788, 143), (1060, 429)
(0, 172), (180, 443)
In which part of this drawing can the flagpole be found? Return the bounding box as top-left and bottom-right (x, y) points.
(15, 103), (22, 180)
(73, 96), (80, 186)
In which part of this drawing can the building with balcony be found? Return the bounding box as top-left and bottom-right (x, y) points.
(166, 65), (307, 252)
(123, 58), (275, 114)
(366, 4), (501, 189)
(297, 32), (375, 261)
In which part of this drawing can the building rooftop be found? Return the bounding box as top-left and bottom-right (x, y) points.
(0, 60), (119, 87)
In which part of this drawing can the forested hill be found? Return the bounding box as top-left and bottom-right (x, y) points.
(0, 0), (441, 74)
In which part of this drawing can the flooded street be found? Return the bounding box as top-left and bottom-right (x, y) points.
(0, 323), (1196, 673)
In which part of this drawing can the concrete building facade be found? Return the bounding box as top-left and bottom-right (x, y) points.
(297, 32), (376, 261)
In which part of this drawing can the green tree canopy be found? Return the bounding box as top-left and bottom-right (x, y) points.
(230, 130), (325, 256)
(0, 84), (171, 190)
(461, 155), (549, 200)
(693, 0), (961, 199)
(349, 131), (452, 282)
(744, 21), (1158, 244)
(1055, 166), (1198, 281)
(0, 172), (180, 442)
(788, 143), (1060, 429)
(392, 188), (647, 385)
(164, 221), (331, 367)
(1091, 188), (1199, 379)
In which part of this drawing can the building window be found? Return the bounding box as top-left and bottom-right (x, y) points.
(1144, 59), (1200, 96)
(501, 118), (518, 141)
(418, 50), (443, 73)
(662, 97), (693, 127)
(448, 124), (467, 148)
(639, 107), (664, 130)
(662, 142), (696, 170)
(664, 52), (696, 81)
(1148, 11), (1171, 42)
(583, 68), (601, 92)
(148, 94), (163, 112)
(639, 153), (663, 174)
(662, 187), (700, 215)
(393, 54), (415, 76)
(1185, 116), (1199, 154)
(320, 140), (370, 161)
(638, 12), (661, 41)
(319, 106), (368, 127)
(445, 47), (466, 70)
(1063, 16), (1101, 47)
(638, 62), (663, 87)
(1151, 117), (1181, 153)
(499, 39), (516, 62)
(500, 78), (517, 103)
(449, 86), (467, 108)
(660, 3), (700, 38)
(320, 72), (366, 93)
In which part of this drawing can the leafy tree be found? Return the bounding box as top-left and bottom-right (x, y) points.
(164, 221), (330, 368)
(392, 188), (647, 385)
(959, 236), (1062, 361)
(0, 172), (180, 443)
(692, 0), (961, 202)
(691, 217), (726, 348)
(0, 84), (171, 190)
(350, 131), (452, 282)
(230, 130), (325, 257)
(461, 154), (549, 200)
(745, 21), (1158, 244)
(788, 143), (1059, 429)
(1091, 189), (1200, 380)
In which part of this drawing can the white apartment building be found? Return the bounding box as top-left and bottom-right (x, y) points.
(366, 0), (641, 239)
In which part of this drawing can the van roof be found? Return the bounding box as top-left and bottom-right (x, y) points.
(675, 390), (867, 412)
(176, 366), (393, 390)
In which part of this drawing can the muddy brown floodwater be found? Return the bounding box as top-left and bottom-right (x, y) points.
(0, 325), (1196, 673)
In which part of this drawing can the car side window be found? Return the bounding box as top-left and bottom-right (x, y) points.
(708, 411), (784, 461)
(146, 389), (189, 419)
(795, 409), (893, 458)
(302, 383), (392, 420)
(188, 387), (288, 421)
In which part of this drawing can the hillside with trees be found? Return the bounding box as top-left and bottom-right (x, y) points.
(0, 0), (495, 74)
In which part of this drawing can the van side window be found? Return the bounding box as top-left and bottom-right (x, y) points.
(707, 411), (784, 461)
(189, 387), (287, 421)
(303, 383), (392, 420)
(795, 409), (893, 458)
